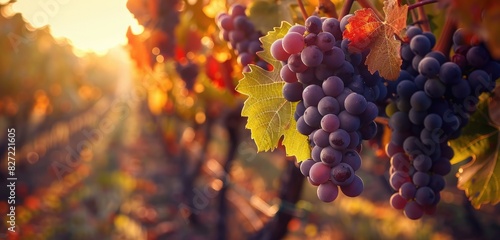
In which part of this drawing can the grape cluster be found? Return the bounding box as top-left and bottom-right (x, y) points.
(176, 61), (199, 90)
(386, 26), (497, 219)
(271, 15), (387, 202)
(216, 4), (267, 72)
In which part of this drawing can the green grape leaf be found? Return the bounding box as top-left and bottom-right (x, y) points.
(236, 21), (310, 162)
(449, 86), (500, 209)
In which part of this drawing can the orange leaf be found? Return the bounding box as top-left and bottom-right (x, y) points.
(343, 0), (408, 80)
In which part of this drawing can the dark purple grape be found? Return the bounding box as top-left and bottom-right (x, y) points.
(318, 96), (340, 116)
(415, 186), (436, 206)
(329, 129), (350, 150)
(399, 182), (417, 200)
(340, 174), (363, 197)
(404, 201), (424, 220)
(301, 45), (324, 67)
(304, 106), (322, 128)
(305, 15), (323, 34)
(410, 35), (431, 56)
(342, 149), (361, 171)
(322, 76), (344, 97)
(320, 146), (342, 167)
(302, 84), (325, 107)
(300, 159), (315, 176)
(282, 82), (303, 102)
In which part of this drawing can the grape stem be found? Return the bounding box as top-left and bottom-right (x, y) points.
(414, 0), (431, 32)
(297, 0), (309, 20)
(406, 0), (418, 28)
(339, 0), (354, 20)
(408, 0), (438, 11)
(374, 116), (389, 126)
(434, 9), (456, 56)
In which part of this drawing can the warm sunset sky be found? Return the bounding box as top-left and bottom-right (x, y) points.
(6, 0), (140, 54)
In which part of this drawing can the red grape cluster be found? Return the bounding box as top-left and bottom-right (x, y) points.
(216, 4), (268, 72)
(386, 26), (497, 219)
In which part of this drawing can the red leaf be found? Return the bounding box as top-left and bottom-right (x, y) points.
(343, 0), (408, 80)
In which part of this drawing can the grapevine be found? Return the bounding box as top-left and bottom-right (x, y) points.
(229, 0), (500, 221)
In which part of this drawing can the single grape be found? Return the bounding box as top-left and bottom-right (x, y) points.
(305, 15), (323, 34)
(304, 106), (322, 128)
(297, 116), (315, 135)
(410, 91), (432, 111)
(317, 181), (339, 202)
(342, 149), (361, 171)
(280, 64), (298, 83)
(316, 32), (336, 51)
(439, 62), (462, 85)
(410, 35), (431, 56)
(466, 46), (490, 68)
(318, 96), (340, 116)
(390, 193), (407, 210)
(424, 78), (446, 98)
(404, 201), (424, 220)
(321, 114), (341, 133)
(310, 162), (332, 184)
(331, 163), (355, 186)
(301, 45), (324, 67)
(313, 129), (331, 148)
(320, 146), (342, 167)
(303, 84), (325, 107)
(322, 76), (344, 97)
(322, 18), (342, 40)
(300, 159), (315, 176)
(289, 24), (306, 35)
(399, 182), (417, 200)
(415, 186), (436, 206)
(344, 93), (367, 115)
(329, 129), (350, 150)
(338, 111), (360, 132)
(413, 155), (432, 172)
(282, 32), (305, 54)
(340, 174), (363, 197)
(412, 171), (430, 187)
(282, 82), (303, 102)
(418, 57), (440, 78)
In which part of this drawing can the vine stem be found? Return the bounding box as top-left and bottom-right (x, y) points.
(339, 0), (354, 20)
(375, 116), (389, 126)
(434, 9), (456, 56)
(415, 0), (431, 32)
(406, 0), (418, 28)
(297, 0), (308, 20)
(408, 0), (438, 11)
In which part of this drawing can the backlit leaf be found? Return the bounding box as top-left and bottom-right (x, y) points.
(450, 84), (500, 208)
(343, 0), (408, 80)
(236, 21), (310, 162)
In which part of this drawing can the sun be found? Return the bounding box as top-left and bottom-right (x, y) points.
(10, 0), (140, 54)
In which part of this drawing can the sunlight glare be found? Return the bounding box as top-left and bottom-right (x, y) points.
(11, 0), (137, 54)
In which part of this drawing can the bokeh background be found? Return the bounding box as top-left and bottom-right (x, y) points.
(1, 0), (500, 239)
